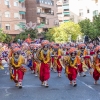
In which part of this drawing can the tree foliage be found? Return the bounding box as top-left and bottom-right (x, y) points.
(14, 29), (38, 42)
(4, 34), (12, 43)
(79, 14), (100, 40)
(0, 29), (6, 42)
(0, 29), (12, 43)
(44, 22), (82, 43)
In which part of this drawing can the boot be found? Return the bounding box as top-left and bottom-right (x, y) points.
(82, 72), (86, 77)
(58, 73), (61, 77)
(72, 80), (77, 87)
(15, 83), (18, 87)
(18, 82), (22, 89)
(41, 81), (45, 86)
(94, 80), (98, 85)
(44, 81), (49, 87)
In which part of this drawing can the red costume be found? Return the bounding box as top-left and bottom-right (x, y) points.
(39, 40), (50, 87)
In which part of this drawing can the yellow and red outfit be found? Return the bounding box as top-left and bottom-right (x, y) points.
(77, 49), (88, 75)
(10, 55), (26, 83)
(66, 57), (77, 81)
(39, 49), (50, 82)
(93, 57), (100, 81)
(65, 47), (78, 86)
(54, 49), (62, 73)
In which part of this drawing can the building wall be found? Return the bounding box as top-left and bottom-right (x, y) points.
(25, 0), (37, 23)
(0, 0), (26, 35)
(69, 0), (99, 23)
(25, 0), (58, 33)
(56, 0), (70, 24)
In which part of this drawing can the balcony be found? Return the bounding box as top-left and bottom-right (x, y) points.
(58, 17), (63, 20)
(63, 20), (69, 22)
(37, 12), (54, 17)
(37, 0), (54, 8)
(19, 7), (26, 12)
(56, 1), (63, 6)
(19, 0), (25, 3)
(63, 1), (69, 5)
(57, 9), (63, 13)
(63, 12), (70, 16)
(63, 17), (70, 20)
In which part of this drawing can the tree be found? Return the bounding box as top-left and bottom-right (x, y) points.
(93, 14), (100, 37)
(14, 29), (38, 42)
(4, 34), (12, 43)
(79, 16), (100, 40)
(44, 21), (82, 43)
(0, 29), (6, 42)
(60, 22), (82, 41)
(78, 19), (91, 35)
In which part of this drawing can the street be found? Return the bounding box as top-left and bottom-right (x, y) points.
(0, 63), (100, 100)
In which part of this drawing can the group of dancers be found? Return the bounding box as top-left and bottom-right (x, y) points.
(0, 40), (100, 89)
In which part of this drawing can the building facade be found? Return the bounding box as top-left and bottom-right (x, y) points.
(25, 0), (58, 33)
(69, 0), (100, 23)
(0, 0), (26, 36)
(56, 0), (70, 25)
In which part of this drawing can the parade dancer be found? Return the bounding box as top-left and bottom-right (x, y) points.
(32, 44), (40, 76)
(82, 55), (92, 73)
(87, 43), (95, 62)
(53, 45), (63, 77)
(0, 43), (4, 70)
(26, 47), (33, 72)
(10, 47), (26, 88)
(62, 45), (70, 73)
(77, 43), (88, 76)
(49, 42), (54, 71)
(93, 46), (100, 84)
(39, 40), (50, 87)
(65, 47), (78, 87)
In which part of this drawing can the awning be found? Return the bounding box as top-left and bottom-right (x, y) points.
(19, 0), (25, 3)
(63, 12), (70, 15)
(64, 20), (69, 22)
(37, 24), (45, 28)
(19, 11), (26, 15)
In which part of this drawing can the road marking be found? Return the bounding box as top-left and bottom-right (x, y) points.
(5, 88), (11, 96)
(0, 85), (42, 89)
(77, 79), (95, 91)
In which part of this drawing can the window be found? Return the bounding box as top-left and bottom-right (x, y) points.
(87, 9), (89, 13)
(37, 8), (41, 13)
(79, 9), (83, 16)
(14, 1), (19, 6)
(22, 14), (25, 19)
(5, 0), (9, 5)
(15, 25), (19, 30)
(14, 13), (19, 18)
(45, 19), (49, 25)
(93, 10), (98, 16)
(64, 15), (70, 17)
(5, 24), (10, 30)
(64, 9), (69, 11)
(5, 11), (10, 17)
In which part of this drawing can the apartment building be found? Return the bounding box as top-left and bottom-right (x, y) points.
(25, 0), (58, 33)
(56, 0), (70, 24)
(0, 0), (26, 36)
(69, 0), (100, 23)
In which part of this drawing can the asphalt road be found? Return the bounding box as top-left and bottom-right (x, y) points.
(0, 63), (100, 100)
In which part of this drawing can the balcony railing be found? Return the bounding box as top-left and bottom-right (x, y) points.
(37, 12), (54, 15)
(36, 0), (54, 6)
